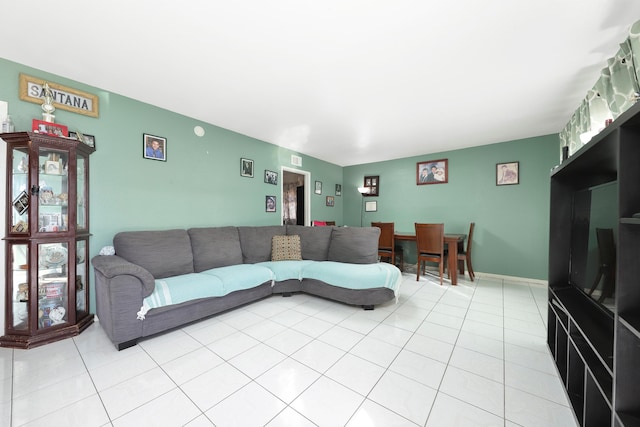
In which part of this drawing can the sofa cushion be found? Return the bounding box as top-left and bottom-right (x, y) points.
(286, 225), (333, 260)
(188, 227), (243, 271)
(271, 235), (302, 261)
(200, 264), (274, 293)
(113, 229), (194, 279)
(327, 227), (380, 264)
(237, 226), (286, 263)
(257, 260), (315, 281)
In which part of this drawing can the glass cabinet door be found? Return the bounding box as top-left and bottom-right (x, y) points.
(10, 147), (30, 234)
(37, 147), (69, 234)
(37, 242), (69, 329)
(77, 153), (87, 231)
(76, 238), (89, 317)
(8, 243), (29, 331)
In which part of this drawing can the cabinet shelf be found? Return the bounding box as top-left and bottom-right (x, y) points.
(551, 287), (614, 372)
(617, 411), (640, 427)
(570, 331), (613, 402)
(619, 315), (640, 340)
(620, 218), (640, 225)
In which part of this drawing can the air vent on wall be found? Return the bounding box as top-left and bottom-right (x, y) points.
(291, 155), (302, 167)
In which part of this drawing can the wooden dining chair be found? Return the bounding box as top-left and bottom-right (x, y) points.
(371, 222), (404, 271)
(457, 222), (476, 281)
(415, 223), (445, 284)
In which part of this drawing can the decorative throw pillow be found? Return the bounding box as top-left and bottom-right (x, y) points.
(271, 235), (302, 261)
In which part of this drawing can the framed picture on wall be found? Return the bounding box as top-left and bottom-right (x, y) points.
(315, 181), (322, 194)
(362, 175), (379, 196)
(496, 161), (519, 185)
(326, 196), (334, 207)
(264, 170), (278, 185)
(143, 133), (167, 161)
(365, 201), (377, 212)
(266, 195), (277, 212)
(417, 159), (448, 185)
(241, 158), (254, 177)
(335, 184), (342, 196)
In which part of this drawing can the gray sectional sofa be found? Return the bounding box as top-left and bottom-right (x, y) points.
(91, 225), (402, 350)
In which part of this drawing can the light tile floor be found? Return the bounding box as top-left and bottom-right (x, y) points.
(0, 273), (579, 427)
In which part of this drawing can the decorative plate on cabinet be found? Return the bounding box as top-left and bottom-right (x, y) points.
(41, 246), (68, 268)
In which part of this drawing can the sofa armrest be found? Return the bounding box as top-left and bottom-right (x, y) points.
(92, 255), (155, 297)
(92, 255), (154, 348)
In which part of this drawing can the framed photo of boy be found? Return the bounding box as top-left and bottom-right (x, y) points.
(496, 161), (519, 185)
(241, 158), (254, 177)
(326, 196), (335, 207)
(143, 134), (166, 161)
(417, 159), (448, 185)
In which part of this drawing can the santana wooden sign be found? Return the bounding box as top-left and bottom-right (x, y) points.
(19, 73), (99, 118)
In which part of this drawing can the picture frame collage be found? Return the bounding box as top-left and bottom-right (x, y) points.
(240, 158), (342, 215)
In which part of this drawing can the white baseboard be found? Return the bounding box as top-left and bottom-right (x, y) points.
(473, 271), (548, 287)
(400, 262), (548, 287)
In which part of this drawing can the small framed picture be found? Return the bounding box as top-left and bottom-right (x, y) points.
(143, 133), (166, 161)
(69, 131), (96, 148)
(12, 190), (29, 215)
(497, 161), (519, 185)
(315, 181), (322, 194)
(326, 196), (334, 207)
(365, 201), (377, 212)
(32, 119), (68, 137)
(266, 195), (277, 212)
(241, 158), (254, 177)
(335, 184), (342, 196)
(264, 170), (278, 185)
(45, 160), (61, 175)
(417, 159), (448, 185)
(363, 175), (379, 196)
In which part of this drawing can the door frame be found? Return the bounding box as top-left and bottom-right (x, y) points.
(281, 166), (311, 226)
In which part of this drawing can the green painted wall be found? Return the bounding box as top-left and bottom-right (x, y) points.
(0, 58), (343, 247)
(343, 135), (559, 280)
(1, 56), (559, 322)
(0, 58), (343, 314)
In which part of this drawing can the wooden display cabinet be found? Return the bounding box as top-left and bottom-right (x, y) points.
(1, 132), (95, 349)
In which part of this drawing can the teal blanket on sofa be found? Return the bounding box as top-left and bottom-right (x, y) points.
(301, 261), (402, 293)
(140, 261), (400, 316)
(142, 265), (274, 311)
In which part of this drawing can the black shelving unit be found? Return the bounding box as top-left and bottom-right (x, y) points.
(548, 101), (640, 426)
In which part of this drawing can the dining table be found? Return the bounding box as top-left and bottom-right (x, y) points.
(394, 232), (467, 285)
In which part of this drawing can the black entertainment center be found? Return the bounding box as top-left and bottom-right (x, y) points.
(548, 100), (640, 426)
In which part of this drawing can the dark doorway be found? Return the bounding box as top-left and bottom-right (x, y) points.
(296, 185), (305, 225)
(282, 170), (307, 225)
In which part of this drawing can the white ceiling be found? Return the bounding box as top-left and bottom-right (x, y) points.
(2, 1), (640, 166)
